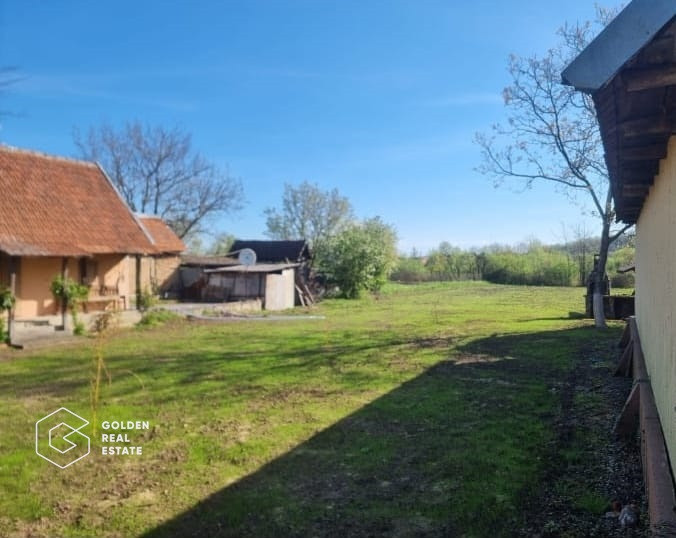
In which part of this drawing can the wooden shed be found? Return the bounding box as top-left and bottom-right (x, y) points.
(204, 263), (299, 311)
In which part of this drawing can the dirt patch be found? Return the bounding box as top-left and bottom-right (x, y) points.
(517, 340), (649, 537)
(453, 353), (515, 365)
(410, 336), (457, 349)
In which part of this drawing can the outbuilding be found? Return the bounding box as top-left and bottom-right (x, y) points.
(563, 0), (676, 531)
(204, 263), (298, 311)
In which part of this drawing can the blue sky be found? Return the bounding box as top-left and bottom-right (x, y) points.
(0, 1), (610, 253)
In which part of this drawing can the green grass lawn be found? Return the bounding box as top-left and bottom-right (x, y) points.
(0, 282), (623, 537)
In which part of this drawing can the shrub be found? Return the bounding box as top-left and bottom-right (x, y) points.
(137, 309), (180, 328)
(390, 257), (430, 283)
(610, 272), (634, 289)
(0, 287), (14, 343)
(483, 248), (573, 286)
(317, 217), (398, 298)
(50, 275), (89, 334)
(137, 288), (157, 312)
(0, 286), (15, 312)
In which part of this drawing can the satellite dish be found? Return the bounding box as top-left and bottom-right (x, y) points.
(238, 248), (257, 266)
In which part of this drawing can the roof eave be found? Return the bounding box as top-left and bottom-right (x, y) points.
(562, 0), (676, 92)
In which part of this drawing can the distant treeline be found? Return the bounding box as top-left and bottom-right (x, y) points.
(391, 238), (635, 288)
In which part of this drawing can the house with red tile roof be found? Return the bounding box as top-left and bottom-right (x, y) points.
(0, 145), (184, 336)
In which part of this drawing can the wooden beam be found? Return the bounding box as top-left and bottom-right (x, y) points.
(613, 382), (640, 437)
(9, 257), (16, 297)
(60, 257), (68, 329)
(621, 184), (650, 197)
(617, 198), (645, 207)
(135, 255), (142, 310)
(630, 317), (648, 381)
(614, 339), (633, 377)
(618, 143), (668, 161)
(620, 161), (660, 177)
(624, 316), (676, 533)
(619, 322), (631, 349)
(295, 284), (306, 307)
(616, 207), (641, 218)
(636, 34), (676, 66)
(641, 382), (676, 533)
(620, 115), (672, 137)
(624, 64), (676, 92)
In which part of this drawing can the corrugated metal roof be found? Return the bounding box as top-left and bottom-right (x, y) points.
(204, 263), (299, 273)
(181, 254), (239, 267)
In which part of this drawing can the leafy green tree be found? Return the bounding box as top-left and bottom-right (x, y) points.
(607, 245), (635, 288)
(264, 181), (353, 248)
(319, 217), (397, 298)
(426, 242), (480, 281)
(482, 246), (573, 286)
(390, 256), (429, 283)
(208, 233), (236, 256)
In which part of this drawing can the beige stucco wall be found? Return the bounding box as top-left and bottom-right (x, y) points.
(84, 254), (130, 295)
(155, 255), (181, 294)
(84, 254), (130, 311)
(126, 255), (152, 307)
(114, 255), (180, 306)
(14, 254), (131, 318)
(15, 257), (64, 317)
(635, 135), (676, 474)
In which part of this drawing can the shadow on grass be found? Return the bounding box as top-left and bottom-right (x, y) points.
(517, 312), (587, 322)
(140, 325), (620, 538)
(0, 332), (456, 402)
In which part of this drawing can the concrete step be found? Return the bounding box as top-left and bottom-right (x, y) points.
(10, 330), (79, 350)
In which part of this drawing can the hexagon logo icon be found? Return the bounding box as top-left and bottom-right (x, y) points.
(35, 407), (90, 468)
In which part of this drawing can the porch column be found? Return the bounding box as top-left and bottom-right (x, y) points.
(8, 256), (17, 345)
(60, 257), (69, 329)
(135, 255), (142, 310)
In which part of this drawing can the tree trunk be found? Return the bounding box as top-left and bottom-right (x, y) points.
(593, 201), (613, 328)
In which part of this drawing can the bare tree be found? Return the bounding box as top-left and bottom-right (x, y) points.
(475, 8), (631, 328)
(264, 181), (353, 247)
(74, 121), (244, 239)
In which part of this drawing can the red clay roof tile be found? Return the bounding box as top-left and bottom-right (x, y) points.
(0, 145), (155, 256)
(138, 216), (185, 254)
